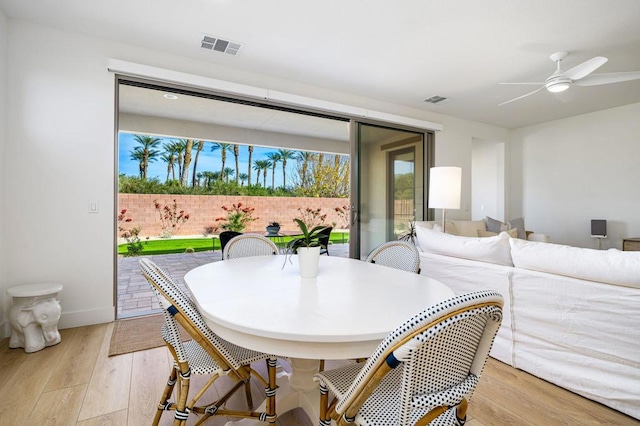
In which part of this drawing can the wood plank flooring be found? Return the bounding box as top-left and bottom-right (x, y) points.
(0, 322), (637, 425)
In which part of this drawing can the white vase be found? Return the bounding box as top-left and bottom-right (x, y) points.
(297, 246), (321, 278)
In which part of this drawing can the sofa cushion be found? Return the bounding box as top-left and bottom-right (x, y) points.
(449, 219), (486, 237)
(478, 228), (518, 238)
(509, 238), (640, 288)
(415, 220), (458, 235)
(416, 226), (513, 266)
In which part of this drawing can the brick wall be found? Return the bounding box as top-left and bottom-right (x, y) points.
(118, 194), (350, 237)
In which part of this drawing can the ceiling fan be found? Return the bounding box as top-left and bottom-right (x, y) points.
(498, 51), (640, 106)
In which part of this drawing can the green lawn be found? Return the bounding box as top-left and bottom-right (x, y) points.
(118, 233), (349, 256)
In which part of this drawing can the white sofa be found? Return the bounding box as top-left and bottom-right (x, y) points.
(414, 224), (640, 419)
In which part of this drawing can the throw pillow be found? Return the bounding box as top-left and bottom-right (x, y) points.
(486, 216), (507, 233)
(507, 217), (526, 239)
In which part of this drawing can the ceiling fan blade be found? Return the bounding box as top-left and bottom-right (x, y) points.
(574, 71), (640, 86)
(561, 56), (607, 80)
(498, 86), (545, 106)
(499, 82), (545, 85)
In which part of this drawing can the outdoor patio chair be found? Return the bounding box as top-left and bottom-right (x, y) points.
(365, 240), (421, 274)
(222, 234), (279, 260)
(219, 231), (243, 255)
(318, 226), (333, 255)
(138, 258), (278, 425)
(314, 290), (503, 426)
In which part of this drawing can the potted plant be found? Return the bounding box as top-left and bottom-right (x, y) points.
(266, 221), (281, 235)
(285, 219), (328, 278)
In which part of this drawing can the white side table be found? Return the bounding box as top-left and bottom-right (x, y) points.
(7, 283), (63, 353)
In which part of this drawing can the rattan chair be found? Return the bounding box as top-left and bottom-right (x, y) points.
(222, 234), (279, 260)
(139, 258), (278, 425)
(365, 240), (421, 274)
(314, 290), (503, 426)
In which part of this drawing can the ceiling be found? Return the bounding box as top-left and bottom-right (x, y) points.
(3, 0), (640, 129)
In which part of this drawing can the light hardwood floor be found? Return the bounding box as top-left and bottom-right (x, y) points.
(0, 322), (637, 425)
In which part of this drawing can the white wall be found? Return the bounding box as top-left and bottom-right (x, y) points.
(471, 139), (501, 220)
(509, 102), (640, 249)
(2, 19), (510, 331)
(0, 8), (8, 337)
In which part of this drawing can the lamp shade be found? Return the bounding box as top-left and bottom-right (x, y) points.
(428, 167), (461, 209)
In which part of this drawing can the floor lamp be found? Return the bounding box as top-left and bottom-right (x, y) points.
(428, 167), (462, 232)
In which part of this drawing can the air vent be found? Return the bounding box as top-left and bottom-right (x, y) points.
(201, 34), (243, 56)
(424, 95), (448, 104)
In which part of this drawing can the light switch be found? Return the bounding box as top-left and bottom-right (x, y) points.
(89, 201), (99, 213)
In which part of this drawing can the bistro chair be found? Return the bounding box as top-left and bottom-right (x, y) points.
(365, 240), (421, 274)
(219, 231), (243, 255)
(314, 290), (503, 426)
(138, 258), (278, 425)
(223, 234), (279, 260)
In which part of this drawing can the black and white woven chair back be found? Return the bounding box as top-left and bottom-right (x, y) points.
(223, 234), (279, 260)
(139, 258), (246, 370)
(365, 241), (421, 274)
(318, 290), (503, 426)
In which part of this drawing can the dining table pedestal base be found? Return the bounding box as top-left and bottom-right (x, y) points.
(225, 358), (322, 425)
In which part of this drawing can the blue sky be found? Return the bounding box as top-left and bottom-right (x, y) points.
(119, 132), (299, 185)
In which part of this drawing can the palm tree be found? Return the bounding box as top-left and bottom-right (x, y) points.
(277, 149), (296, 188)
(132, 134), (161, 180)
(296, 151), (316, 188)
(179, 139), (194, 187)
(191, 141), (205, 187)
(239, 172), (249, 186)
(211, 143), (232, 176)
(168, 140), (186, 180)
(247, 145), (254, 185)
(254, 159), (271, 187)
(164, 141), (183, 181)
(201, 171), (215, 188)
(129, 147), (145, 179)
(162, 142), (178, 181)
(232, 144), (240, 184)
(223, 167), (235, 183)
(266, 152), (281, 189)
(160, 152), (175, 183)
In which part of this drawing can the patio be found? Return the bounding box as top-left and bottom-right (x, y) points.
(117, 243), (350, 318)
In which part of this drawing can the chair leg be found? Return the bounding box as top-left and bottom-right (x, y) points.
(173, 365), (192, 426)
(154, 368), (178, 426)
(244, 378), (254, 409)
(266, 357), (278, 424)
(455, 398), (469, 425)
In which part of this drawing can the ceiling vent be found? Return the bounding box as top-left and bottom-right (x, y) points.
(200, 34), (243, 56)
(424, 95), (448, 104)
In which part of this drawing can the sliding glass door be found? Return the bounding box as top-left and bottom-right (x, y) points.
(350, 122), (431, 259)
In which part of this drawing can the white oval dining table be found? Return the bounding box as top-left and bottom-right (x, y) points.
(184, 255), (454, 425)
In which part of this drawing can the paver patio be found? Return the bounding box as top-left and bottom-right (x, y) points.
(117, 243), (350, 318)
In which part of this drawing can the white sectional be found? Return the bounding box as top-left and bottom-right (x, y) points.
(415, 225), (640, 419)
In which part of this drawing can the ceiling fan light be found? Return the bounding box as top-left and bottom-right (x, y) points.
(547, 81), (570, 93)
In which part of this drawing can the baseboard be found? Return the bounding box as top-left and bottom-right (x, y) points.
(58, 306), (115, 329)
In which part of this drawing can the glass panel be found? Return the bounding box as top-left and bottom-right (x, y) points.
(389, 147), (416, 240)
(353, 123), (425, 259)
